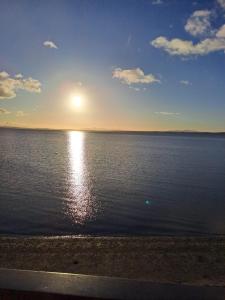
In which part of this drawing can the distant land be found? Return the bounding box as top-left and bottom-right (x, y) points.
(0, 125), (225, 136)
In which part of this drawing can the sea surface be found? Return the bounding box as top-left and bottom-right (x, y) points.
(0, 128), (225, 236)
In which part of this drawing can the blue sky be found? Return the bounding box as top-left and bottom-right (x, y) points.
(0, 0), (225, 131)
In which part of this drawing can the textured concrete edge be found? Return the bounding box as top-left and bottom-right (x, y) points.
(0, 268), (225, 300)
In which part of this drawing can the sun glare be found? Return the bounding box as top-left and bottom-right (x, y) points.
(72, 95), (82, 107)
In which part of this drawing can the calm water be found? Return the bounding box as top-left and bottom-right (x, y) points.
(0, 128), (225, 236)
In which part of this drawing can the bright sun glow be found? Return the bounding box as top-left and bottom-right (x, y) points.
(70, 93), (86, 111)
(72, 95), (82, 107)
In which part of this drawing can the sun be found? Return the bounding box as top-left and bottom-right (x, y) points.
(71, 95), (82, 108)
(70, 93), (86, 111)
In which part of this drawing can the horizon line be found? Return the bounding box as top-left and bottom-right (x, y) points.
(0, 125), (224, 134)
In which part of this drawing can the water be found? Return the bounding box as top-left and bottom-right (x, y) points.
(0, 128), (225, 236)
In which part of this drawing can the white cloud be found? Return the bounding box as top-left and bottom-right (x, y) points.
(151, 6), (225, 57)
(155, 111), (180, 115)
(129, 86), (140, 91)
(217, 0), (225, 9)
(15, 73), (23, 79)
(151, 36), (225, 56)
(0, 79), (16, 99)
(22, 77), (42, 93)
(180, 80), (191, 85)
(112, 67), (160, 85)
(0, 71), (9, 80)
(0, 107), (11, 114)
(193, 10), (211, 17)
(216, 24), (225, 38)
(185, 10), (212, 37)
(43, 40), (58, 49)
(16, 110), (26, 117)
(0, 71), (41, 100)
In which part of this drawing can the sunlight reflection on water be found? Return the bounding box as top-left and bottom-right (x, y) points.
(1, 129), (225, 235)
(67, 131), (94, 224)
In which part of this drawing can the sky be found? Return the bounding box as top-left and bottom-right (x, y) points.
(0, 0), (225, 132)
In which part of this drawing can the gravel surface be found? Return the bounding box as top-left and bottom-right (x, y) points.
(0, 236), (225, 286)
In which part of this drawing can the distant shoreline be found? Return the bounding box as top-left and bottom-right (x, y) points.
(0, 126), (225, 136)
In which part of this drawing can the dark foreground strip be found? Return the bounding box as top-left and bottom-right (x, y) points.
(0, 268), (224, 300)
